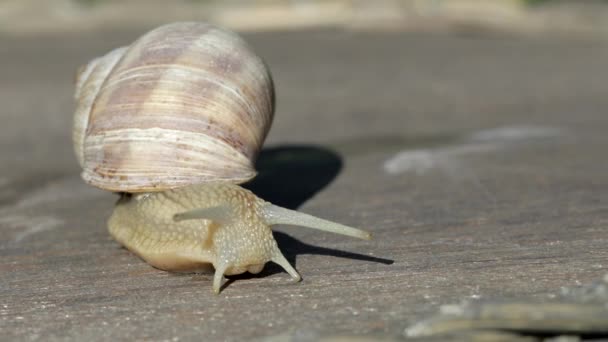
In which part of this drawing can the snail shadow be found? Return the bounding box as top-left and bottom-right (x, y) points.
(244, 145), (343, 210)
(223, 145), (393, 286)
(224, 231), (393, 286)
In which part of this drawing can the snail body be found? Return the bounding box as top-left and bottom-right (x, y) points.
(74, 22), (370, 294)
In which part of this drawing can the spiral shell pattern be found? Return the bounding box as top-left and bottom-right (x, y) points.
(73, 22), (274, 192)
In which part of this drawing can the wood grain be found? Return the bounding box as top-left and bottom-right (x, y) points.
(1, 29), (607, 341)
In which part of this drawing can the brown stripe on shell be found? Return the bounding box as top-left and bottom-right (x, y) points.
(77, 22), (274, 192)
(82, 128), (257, 192)
(88, 23), (272, 155)
(73, 46), (128, 167)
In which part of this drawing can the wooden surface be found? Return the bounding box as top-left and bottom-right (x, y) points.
(1, 28), (607, 341)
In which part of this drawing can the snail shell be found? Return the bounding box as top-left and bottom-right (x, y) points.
(73, 22), (274, 192)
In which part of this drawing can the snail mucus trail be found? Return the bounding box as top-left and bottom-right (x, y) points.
(73, 22), (371, 294)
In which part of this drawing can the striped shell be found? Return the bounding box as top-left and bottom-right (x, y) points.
(73, 22), (274, 192)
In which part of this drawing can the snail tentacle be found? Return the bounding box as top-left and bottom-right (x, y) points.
(213, 264), (228, 294)
(270, 246), (301, 282)
(261, 204), (372, 240)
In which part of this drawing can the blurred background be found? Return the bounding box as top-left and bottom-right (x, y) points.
(3, 1), (608, 341)
(2, 0), (608, 36)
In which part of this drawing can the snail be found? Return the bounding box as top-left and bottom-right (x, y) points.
(73, 22), (371, 294)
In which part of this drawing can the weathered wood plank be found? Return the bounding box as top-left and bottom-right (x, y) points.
(1, 29), (607, 341)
